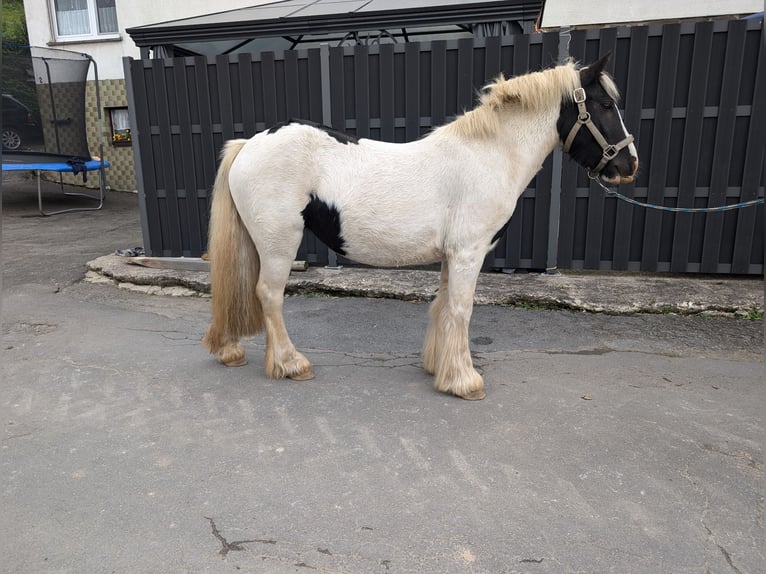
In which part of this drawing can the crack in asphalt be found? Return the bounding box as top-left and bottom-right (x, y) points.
(205, 517), (276, 557)
(703, 523), (743, 574)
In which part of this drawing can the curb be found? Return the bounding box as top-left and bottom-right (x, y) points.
(85, 254), (764, 317)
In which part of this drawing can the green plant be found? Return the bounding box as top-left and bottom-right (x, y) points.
(745, 305), (763, 321)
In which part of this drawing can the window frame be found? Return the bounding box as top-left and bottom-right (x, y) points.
(49, 0), (120, 43)
(108, 106), (131, 147)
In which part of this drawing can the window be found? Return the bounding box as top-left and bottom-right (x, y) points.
(52, 0), (118, 40)
(109, 107), (131, 146)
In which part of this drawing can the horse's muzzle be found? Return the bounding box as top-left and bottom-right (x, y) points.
(605, 172), (636, 185)
(602, 157), (638, 185)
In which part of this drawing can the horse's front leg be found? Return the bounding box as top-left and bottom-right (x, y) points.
(256, 254), (314, 381)
(431, 254), (485, 400)
(422, 258), (449, 376)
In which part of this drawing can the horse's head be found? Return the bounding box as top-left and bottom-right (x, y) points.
(558, 54), (639, 185)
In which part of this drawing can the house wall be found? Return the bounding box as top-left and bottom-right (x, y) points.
(21, 0), (271, 190)
(23, 0), (267, 78)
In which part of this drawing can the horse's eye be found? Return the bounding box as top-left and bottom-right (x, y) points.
(601, 101), (614, 110)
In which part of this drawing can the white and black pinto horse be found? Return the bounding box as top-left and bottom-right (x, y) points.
(203, 55), (639, 400)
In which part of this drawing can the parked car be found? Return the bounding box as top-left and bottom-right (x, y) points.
(2, 94), (42, 150)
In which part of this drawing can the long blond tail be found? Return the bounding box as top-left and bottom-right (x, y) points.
(203, 139), (264, 358)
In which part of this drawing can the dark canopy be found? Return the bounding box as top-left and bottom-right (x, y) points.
(126, 0), (542, 56)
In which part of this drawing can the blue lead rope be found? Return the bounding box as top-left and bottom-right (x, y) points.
(588, 173), (765, 213)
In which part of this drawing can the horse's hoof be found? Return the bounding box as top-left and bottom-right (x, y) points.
(459, 389), (486, 401)
(221, 356), (248, 367)
(289, 368), (315, 381)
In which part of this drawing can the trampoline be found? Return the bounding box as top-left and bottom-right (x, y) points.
(1, 47), (109, 215)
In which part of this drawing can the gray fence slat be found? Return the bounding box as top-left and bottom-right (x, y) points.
(379, 43), (395, 141)
(283, 50), (301, 120)
(504, 200), (524, 267)
(701, 19), (748, 272)
(214, 55), (235, 142)
(307, 49), (323, 122)
(611, 25), (647, 269)
(354, 46), (370, 138)
(584, 179), (606, 268)
(484, 36), (502, 83)
(641, 24), (681, 271)
(151, 59), (182, 255)
(430, 41), (447, 129)
(732, 37), (765, 273)
(237, 53), (257, 137)
(259, 51), (278, 128)
(196, 58), (217, 196)
(670, 21), (714, 272)
(405, 42), (420, 140)
(130, 59), (163, 256)
(457, 38), (474, 111)
(511, 33), (529, 76)
(329, 47), (345, 130)
(172, 58), (203, 254)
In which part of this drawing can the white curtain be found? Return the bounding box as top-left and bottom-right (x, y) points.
(111, 108), (130, 132)
(55, 0), (90, 36)
(96, 0), (118, 34)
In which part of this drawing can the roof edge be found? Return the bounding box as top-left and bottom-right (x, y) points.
(126, 1), (542, 47)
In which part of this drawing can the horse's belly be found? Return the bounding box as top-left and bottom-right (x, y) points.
(344, 239), (442, 267)
(340, 221), (443, 267)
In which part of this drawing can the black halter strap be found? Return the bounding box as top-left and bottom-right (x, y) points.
(562, 86), (634, 174)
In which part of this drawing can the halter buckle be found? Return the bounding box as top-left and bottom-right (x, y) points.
(573, 87), (586, 104)
(603, 145), (618, 160)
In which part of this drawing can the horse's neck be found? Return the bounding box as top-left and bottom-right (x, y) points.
(491, 109), (561, 192)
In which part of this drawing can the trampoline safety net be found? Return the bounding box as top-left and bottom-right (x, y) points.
(1, 46), (94, 159)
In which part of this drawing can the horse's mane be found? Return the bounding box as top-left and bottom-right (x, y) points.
(439, 61), (620, 139)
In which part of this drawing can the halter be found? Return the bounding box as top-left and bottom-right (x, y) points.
(561, 86), (634, 174)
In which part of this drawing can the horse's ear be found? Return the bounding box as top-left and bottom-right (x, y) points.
(580, 52), (611, 86)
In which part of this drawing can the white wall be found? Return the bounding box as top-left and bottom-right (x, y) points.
(539, 0), (763, 30)
(23, 0), (273, 79)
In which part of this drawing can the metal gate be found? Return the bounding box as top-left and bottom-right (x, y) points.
(125, 18), (764, 274)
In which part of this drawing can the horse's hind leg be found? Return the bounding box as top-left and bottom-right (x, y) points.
(431, 254), (485, 400)
(422, 259), (449, 375)
(256, 252), (314, 381)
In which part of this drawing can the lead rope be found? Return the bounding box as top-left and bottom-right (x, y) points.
(587, 171), (765, 213)
(565, 86), (763, 212)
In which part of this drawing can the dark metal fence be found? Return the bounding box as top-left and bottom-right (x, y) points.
(125, 18), (764, 274)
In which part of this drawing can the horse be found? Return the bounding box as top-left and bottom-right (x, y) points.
(202, 54), (639, 400)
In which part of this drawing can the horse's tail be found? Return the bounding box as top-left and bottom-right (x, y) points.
(203, 139), (264, 359)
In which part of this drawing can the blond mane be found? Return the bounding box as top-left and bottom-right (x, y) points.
(440, 61), (620, 139)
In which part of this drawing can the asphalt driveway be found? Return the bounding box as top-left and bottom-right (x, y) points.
(2, 179), (763, 573)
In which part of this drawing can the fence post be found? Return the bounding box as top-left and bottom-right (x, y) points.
(123, 56), (153, 256)
(545, 27), (571, 275)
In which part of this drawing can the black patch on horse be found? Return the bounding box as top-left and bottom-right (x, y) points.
(267, 119), (359, 145)
(301, 194), (347, 255)
(491, 219), (511, 246)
